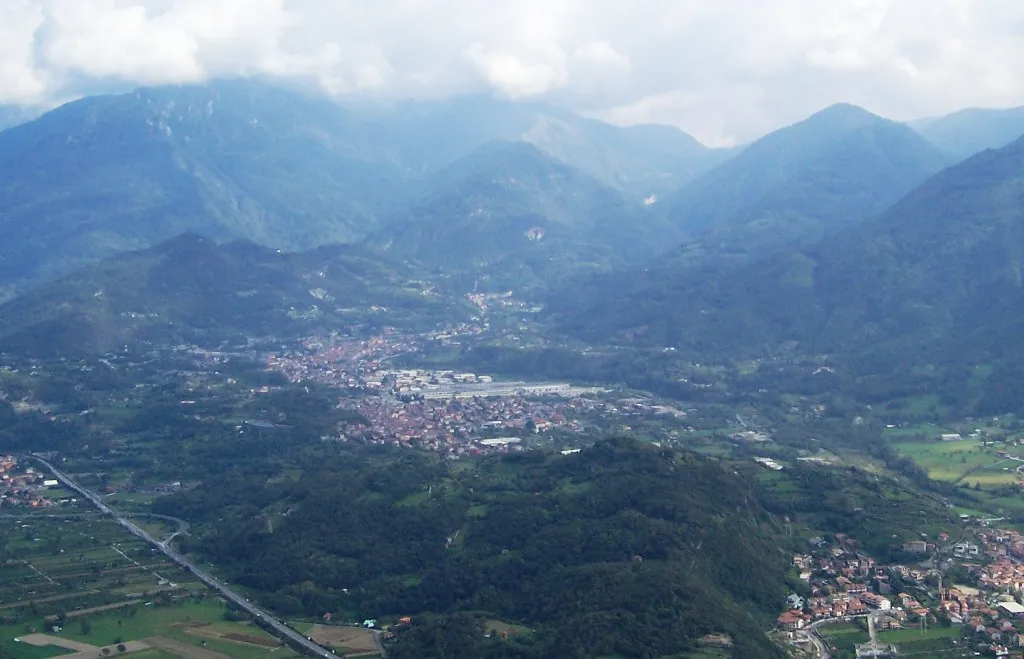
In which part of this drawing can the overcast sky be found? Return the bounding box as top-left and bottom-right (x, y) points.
(3, 0), (1024, 146)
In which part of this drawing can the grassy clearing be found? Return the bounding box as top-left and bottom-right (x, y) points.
(131, 520), (176, 539)
(105, 493), (162, 507)
(55, 601), (230, 646)
(484, 620), (532, 638)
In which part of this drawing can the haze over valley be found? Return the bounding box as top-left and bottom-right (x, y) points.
(6, 3), (1024, 658)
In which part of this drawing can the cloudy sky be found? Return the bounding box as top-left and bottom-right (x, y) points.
(3, 0), (1024, 146)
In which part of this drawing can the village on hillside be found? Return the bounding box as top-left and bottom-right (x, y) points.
(779, 524), (1024, 658)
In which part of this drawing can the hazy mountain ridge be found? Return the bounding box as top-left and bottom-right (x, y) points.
(0, 234), (466, 356)
(660, 103), (953, 261)
(374, 141), (675, 292)
(913, 105), (1024, 158)
(559, 133), (1024, 370)
(365, 95), (730, 197)
(0, 81), (726, 295)
(545, 103), (954, 318)
(0, 80), (414, 290)
(0, 104), (39, 131)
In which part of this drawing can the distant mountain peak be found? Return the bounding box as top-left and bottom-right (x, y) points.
(912, 105), (1024, 158)
(652, 101), (951, 268)
(792, 102), (889, 134)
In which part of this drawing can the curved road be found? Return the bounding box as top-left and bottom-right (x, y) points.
(123, 512), (190, 547)
(30, 456), (338, 659)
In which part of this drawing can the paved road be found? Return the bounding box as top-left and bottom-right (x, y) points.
(799, 620), (832, 659)
(30, 456), (339, 659)
(124, 512), (190, 548)
(800, 614), (872, 659)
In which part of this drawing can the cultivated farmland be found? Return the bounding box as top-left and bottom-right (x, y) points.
(0, 503), (300, 659)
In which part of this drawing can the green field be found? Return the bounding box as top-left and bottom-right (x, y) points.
(893, 437), (1024, 488)
(0, 505), (299, 659)
(484, 619), (532, 638)
(0, 506), (203, 615)
(2, 640), (69, 659)
(814, 621), (962, 659)
(882, 422), (944, 439)
(2, 600), (300, 659)
(818, 621), (869, 657)
(878, 626), (963, 655)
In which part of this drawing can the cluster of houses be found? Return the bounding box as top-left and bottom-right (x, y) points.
(781, 538), (909, 630)
(465, 291), (539, 314)
(779, 529), (1024, 657)
(0, 456), (61, 508)
(265, 333), (418, 388)
(781, 534), (955, 630)
(342, 394), (578, 453)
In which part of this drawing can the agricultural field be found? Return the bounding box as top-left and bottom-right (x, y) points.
(817, 621), (869, 657)
(892, 436), (1024, 489)
(0, 505), (203, 616)
(0, 504), (299, 659)
(876, 626), (963, 655)
(305, 625), (379, 657)
(818, 620), (964, 658)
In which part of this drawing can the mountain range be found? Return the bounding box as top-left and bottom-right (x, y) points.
(0, 81), (410, 290)
(560, 132), (1024, 375)
(0, 80), (726, 296)
(6, 79), (1024, 372)
(366, 94), (733, 194)
(912, 105), (1024, 159)
(546, 103), (955, 317)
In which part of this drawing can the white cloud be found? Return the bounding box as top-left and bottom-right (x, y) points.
(0, 1), (48, 104)
(1, 0), (1024, 144)
(464, 42), (568, 98)
(572, 41), (630, 70)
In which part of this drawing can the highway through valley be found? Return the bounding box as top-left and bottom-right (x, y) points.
(30, 455), (339, 659)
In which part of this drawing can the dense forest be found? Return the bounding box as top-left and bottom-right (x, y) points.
(156, 439), (793, 658)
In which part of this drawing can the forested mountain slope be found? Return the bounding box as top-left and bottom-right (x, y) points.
(375, 142), (673, 292)
(660, 103), (952, 265)
(560, 133), (1024, 375)
(0, 234), (464, 356)
(159, 439), (792, 658)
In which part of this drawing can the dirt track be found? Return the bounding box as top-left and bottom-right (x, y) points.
(176, 622), (281, 648)
(18, 633), (98, 652)
(17, 633), (149, 659)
